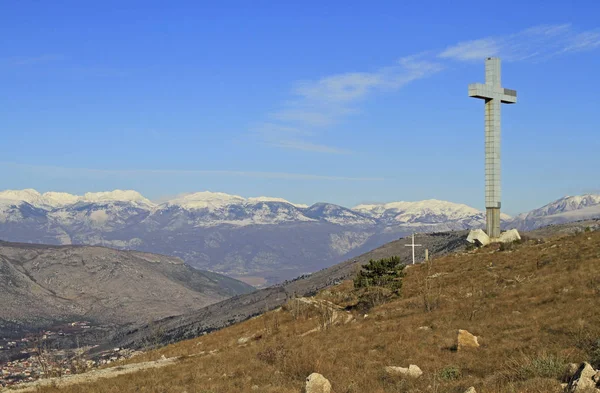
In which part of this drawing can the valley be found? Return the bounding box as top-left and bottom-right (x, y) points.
(1, 189), (599, 286)
(3, 220), (598, 392)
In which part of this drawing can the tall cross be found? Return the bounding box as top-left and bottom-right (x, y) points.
(404, 233), (422, 265)
(468, 57), (517, 239)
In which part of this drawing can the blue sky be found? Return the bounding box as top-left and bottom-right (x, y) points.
(1, 0), (599, 215)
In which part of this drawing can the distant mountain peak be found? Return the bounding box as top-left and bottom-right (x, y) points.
(247, 196), (308, 208)
(166, 191), (307, 210)
(520, 194), (600, 219)
(82, 190), (155, 207)
(0, 189), (46, 206)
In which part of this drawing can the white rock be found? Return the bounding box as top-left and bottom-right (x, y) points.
(305, 373), (331, 393)
(566, 362), (598, 393)
(467, 229), (490, 246)
(499, 229), (521, 243)
(384, 364), (423, 378)
(237, 336), (252, 345)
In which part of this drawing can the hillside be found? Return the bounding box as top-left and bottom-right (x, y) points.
(109, 230), (469, 350)
(0, 241), (254, 335)
(3, 189), (600, 286)
(0, 189), (509, 285)
(14, 223), (600, 393)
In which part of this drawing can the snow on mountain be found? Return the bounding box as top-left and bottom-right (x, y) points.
(517, 195), (600, 218)
(511, 194), (600, 231)
(166, 192), (308, 210)
(247, 196), (308, 208)
(0, 189), (154, 209)
(304, 203), (376, 226)
(82, 190), (155, 207)
(165, 192), (247, 210)
(353, 199), (505, 225)
(0, 189), (50, 207)
(42, 192), (80, 207)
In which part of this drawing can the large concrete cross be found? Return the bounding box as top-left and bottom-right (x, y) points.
(469, 57), (517, 239)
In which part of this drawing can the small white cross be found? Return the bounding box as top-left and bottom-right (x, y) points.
(404, 233), (422, 265)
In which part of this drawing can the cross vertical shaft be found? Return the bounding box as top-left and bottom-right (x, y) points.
(404, 233), (422, 265)
(469, 57), (517, 239)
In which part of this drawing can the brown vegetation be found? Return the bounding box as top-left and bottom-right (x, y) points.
(17, 230), (600, 393)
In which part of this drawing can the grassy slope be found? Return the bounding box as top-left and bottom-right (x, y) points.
(31, 230), (600, 393)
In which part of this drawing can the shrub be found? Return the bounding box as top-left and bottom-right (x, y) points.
(506, 353), (566, 381)
(353, 256), (405, 293)
(438, 365), (461, 381)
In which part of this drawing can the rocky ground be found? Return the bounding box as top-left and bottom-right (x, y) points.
(7, 224), (599, 392)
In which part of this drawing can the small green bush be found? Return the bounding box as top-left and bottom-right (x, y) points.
(439, 366), (461, 381)
(508, 353), (566, 381)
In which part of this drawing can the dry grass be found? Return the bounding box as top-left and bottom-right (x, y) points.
(25, 230), (600, 393)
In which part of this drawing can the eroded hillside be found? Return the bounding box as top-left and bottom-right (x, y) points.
(13, 228), (600, 393)
(0, 241), (254, 333)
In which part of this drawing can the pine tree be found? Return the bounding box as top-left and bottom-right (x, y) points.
(353, 256), (405, 293)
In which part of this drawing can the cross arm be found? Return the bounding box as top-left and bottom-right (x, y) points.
(469, 83), (517, 103)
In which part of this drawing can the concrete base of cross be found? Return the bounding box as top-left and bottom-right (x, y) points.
(466, 228), (521, 247)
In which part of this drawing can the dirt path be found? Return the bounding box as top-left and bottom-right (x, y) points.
(2, 356), (178, 392)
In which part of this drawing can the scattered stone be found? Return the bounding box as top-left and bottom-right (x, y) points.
(237, 336), (252, 345)
(384, 365), (423, 378)
(467, 229), (490, 246)
(160, 355), (166, 360)
(305, 373), (331, 393)
(463, 388), (477, 393)
(417, 326), (432, 331)
(499, 229), (521, 243)
(457, 329), (479, 351)
(566, 362), (598, 393)
(251, 385), (259, 391)
(563, 363), (580, 382)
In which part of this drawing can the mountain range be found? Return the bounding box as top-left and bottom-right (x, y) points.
(1, 189), (599, 286)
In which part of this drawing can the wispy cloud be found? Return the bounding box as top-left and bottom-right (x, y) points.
(257, 55), (443, 153)
(2, 162), (383, 181)
(439, 24), (600, 62)
(3, 54), (65, 66)
(257, 24), (600, 155)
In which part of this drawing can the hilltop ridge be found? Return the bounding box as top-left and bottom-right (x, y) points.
(2, 188), (600, 285)
(10, 220), (600, 393)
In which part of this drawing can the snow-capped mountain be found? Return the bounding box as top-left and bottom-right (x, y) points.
(511, 194), (600, 231)
(1, 188), (598, 286)
(0, 189), (155, 210)
(355, 199), (486, 226)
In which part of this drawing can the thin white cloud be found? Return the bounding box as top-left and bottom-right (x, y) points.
(3, 54), (65, 66)
(258, 55), (443, 153)
(439, 38), (500, 61)
(1, 162), (383, 181)
(267, 140), (351, 155)
(260, 24), (600, 155)
(439, 24), (600, 62)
